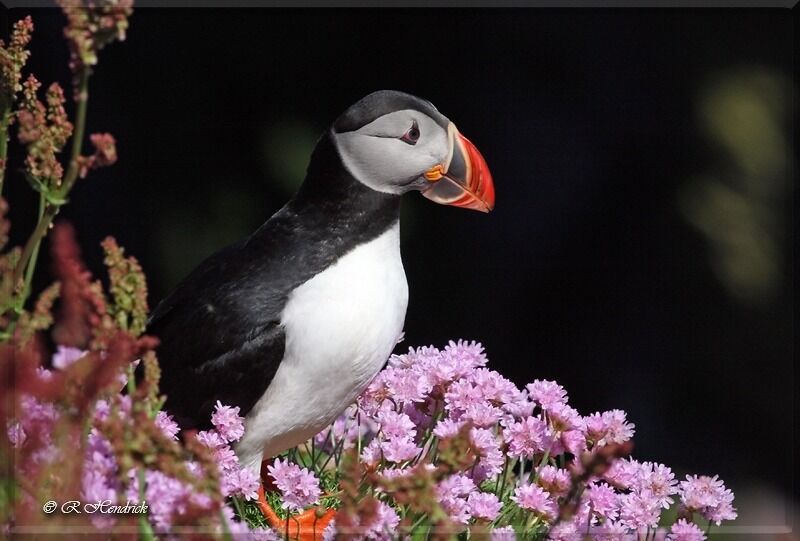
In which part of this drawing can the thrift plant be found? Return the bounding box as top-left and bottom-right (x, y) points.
(0, 3), (738, 540)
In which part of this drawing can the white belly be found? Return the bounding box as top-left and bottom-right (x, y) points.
(235, 222), (408, 471)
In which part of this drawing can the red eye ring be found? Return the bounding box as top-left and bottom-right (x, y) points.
(400, 120), (420, 145)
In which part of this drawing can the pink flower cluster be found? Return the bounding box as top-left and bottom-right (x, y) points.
(6, 347), (263, 535)
(266, 458), (321, 512)
(7, 341), (738, 539)
(316, 340), (737, 538)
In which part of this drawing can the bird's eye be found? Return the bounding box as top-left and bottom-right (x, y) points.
(400, 121), (420, 145)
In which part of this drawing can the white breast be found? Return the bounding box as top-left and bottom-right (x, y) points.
(235, 222), (408, 471)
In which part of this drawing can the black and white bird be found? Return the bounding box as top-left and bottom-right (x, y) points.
(147, 90), (495, 472)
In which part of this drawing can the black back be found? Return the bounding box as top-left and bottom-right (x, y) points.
(147, 131), (401, 429)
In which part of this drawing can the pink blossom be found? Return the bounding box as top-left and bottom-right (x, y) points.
(491, 525), (517, 540)
(591, 520), (633, 540)
(376, 409), (416, 440)
(154, 411), (179, 440)
(512, 483), (556, 520)
(51, 345), (86, 369)
(679, 475), (737, 525)
(547, 521), (579, 540)
(384, 366), (432, 403)
(536, 465), (571, 497)
(462, 402), (503, 428)
(380, 436), (420, 463)
(469, 427), (504, 481)
(635, 462), (677, 509)
(526, 379), (568, 410)
(667, 519), (706, 541)
(433, 418), (466, 439)
(363, 501), (400, 538)
(7, 422), (25, 447)
(503, 416), (549, 458)
(225, 467), (260, 501)
(196, 429), (226, 449)
(443, 339), (488, 370)
(604, 457), (642, 490)
(586, 482), (619, 521)
(600, 409), (635, 445)
(444, 379), (485, 417)
(436, 473), (477, 524)
(619, 491), (661, 530)
(547, 403), (584, 434)
(470, 368), (521, 405)
(210, 401), (245, 443)
(467, 491), (502, 521)
(266, 458), (321, 512)
(360, 440), (382, 467)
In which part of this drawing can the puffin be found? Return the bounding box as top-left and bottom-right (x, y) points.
(147, 90), (495, 472)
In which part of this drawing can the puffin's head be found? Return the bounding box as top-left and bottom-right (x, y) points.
(331, 90), (495, 212)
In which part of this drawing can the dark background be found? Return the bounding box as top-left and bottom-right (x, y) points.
(3, 6), (795, 524)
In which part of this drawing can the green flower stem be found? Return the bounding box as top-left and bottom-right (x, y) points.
(137, 468), (156, 541)
(531, 450), (550, 483)
(497, 455), (511, 499)
(11, 67), (90, 312)
(0, 110), (10, 195)
(20, 192), (45, 301)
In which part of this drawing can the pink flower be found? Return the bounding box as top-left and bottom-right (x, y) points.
(266, 458), (321, 512)
(600, 409), (635, 445)
(7, 422), (25, 447)
(462, 402), (503, 428)
(591, 520), (632, 540)
(635, 462), (677, 509)
(314, 405), (375, 452)
(526, 379), (568, 410)
(210, 401), (245, 443)
(548, 521), (579, 540)
(376, 410), (416, 440)
(604, 457), (642, 490)
(503, 416), (548, 458)
(363, 501), (400, 538)
(619, 491), (661, 530)
(492, 525), (516, 540)
(536, 465), (571, 497)
(436, 473), (477, 524)
(679, 475), (737, 525)
(586, 482), (619, 522)
(196, 429), (226, 449)
(443, 340), (488, 370)
(512, 483), (556, 520)
(384, 366), (432, 403)
(444, 379), (485, 417)
(470, 368), (521, 405)
(433, 418), (466, 439)
(560, 429), (587, 456)
(154, 411), (179, 440)
(360, 440), (382, 467)
(469, 427), (504, 482)
(51, 345), (86, 369)
(226, 467), (260, 501)
(380, 436), (420, 463)
(667, 519), (706, 541)
(547, 403), (584, 434)
(467, 492), (502, 521)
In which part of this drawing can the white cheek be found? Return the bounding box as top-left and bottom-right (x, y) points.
(335, 130), (448, 194)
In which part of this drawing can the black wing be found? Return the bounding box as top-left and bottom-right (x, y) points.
(146, 236), (289, 430)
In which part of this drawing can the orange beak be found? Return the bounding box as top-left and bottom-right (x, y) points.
(421, 123), (495, 213)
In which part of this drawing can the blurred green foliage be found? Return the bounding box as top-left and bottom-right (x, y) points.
(679, 67), (790, 307)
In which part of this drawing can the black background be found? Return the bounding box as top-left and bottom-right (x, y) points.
(3, 6), (795, 513)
